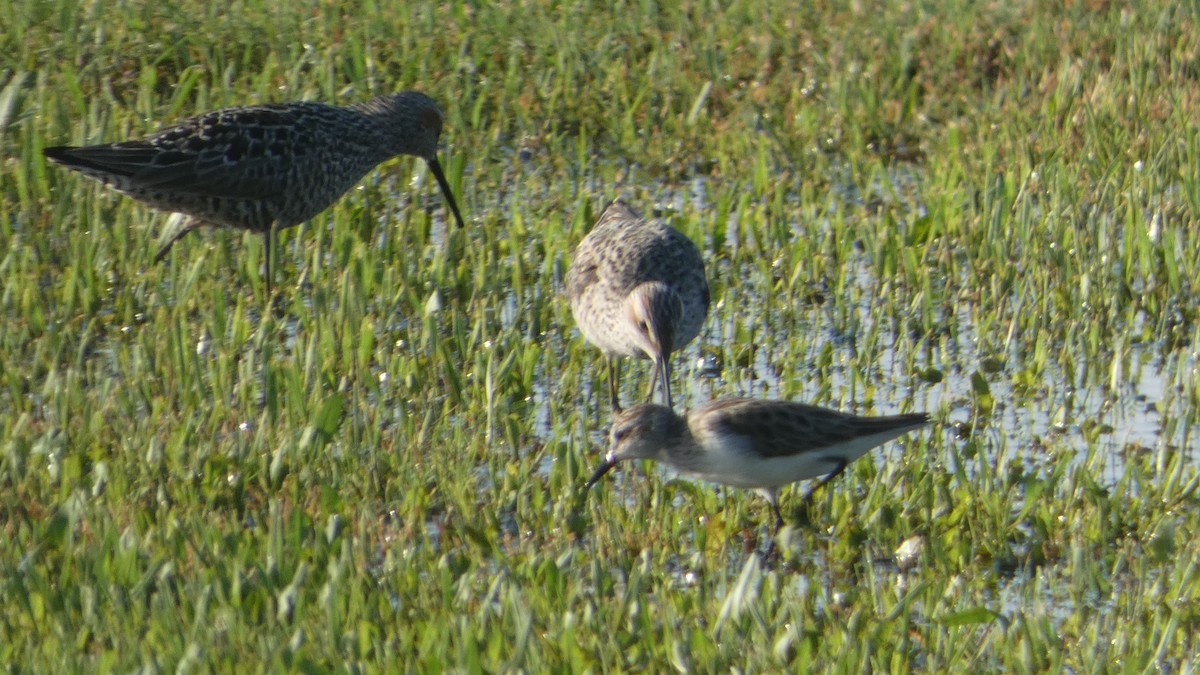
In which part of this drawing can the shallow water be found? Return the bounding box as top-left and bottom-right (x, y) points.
(529, 161), (1200, 645)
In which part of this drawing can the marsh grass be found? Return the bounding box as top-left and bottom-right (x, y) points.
(3, 0), (1200, 670)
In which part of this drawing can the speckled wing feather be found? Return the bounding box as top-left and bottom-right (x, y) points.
(600, 202), (709, 303)
(565, 202), (635, 297)
(564, 247), (599, 302)
(695, 398), (927, 458)
(50, 105), (332, 201)
(631, 227), (706, 286)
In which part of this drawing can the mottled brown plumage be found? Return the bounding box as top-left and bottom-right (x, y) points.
(565, 200), (709, 411)
(44, 91), (465, 293)
(585, 398), (930, 529)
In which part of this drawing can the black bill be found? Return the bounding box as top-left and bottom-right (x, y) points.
(426, 155), (466, 229)
(584, 459), (618, 490)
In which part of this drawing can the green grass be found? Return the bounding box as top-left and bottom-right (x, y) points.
(4, 0), (1200, 670)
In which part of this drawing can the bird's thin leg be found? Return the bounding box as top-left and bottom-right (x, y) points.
(263, 227), (273, 297)
(762, 537), (781, 565)
(801, 459), (849, 504)
(153, 221), (198, 264)
(608, 357), (622, 413)
(758, 487), (787, 530)
(648, 354), (674, 410)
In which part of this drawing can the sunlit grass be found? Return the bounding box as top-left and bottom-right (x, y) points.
(3, 0), (1200, 670)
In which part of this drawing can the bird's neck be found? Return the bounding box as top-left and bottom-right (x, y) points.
(658, 415), (698, 465)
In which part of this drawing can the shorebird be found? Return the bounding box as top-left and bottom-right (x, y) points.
(43, 90), (466, 294)
(565, 200), (709, 411)
(585, 399), (930, 529)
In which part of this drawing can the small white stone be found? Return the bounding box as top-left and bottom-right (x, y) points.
(894, 535), (924, 571)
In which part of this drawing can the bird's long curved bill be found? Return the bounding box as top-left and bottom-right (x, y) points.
(426, 156), (466, 229)
(584, 460), (617, 490)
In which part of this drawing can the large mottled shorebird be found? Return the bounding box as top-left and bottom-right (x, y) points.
(565, 200), (709, 412)
(585, 399), (930, 529)
(43, 91), (466, 293)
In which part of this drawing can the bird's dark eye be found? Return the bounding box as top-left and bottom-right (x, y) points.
(613, 427), (629, 442)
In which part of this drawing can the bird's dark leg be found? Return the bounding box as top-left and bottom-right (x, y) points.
(608, 357), (622, 413)
(153, 221), (198, 264)
(759, 488), (785, 531)
(802, 459), (849, 504)
(263, 227), (273, 297)
(652, 355), (674, 410)
(757, 490), (783, 563)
